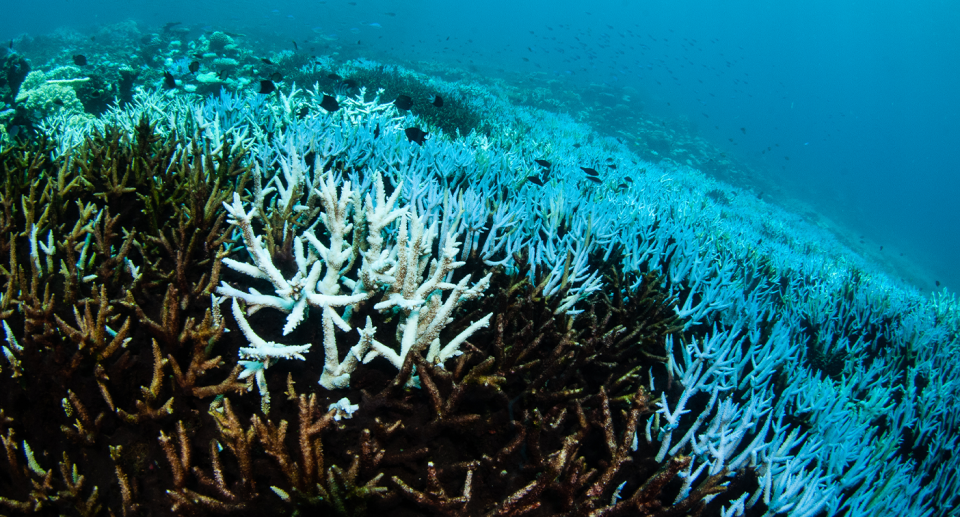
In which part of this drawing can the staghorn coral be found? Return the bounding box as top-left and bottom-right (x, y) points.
(0, 104), (718, 517)
(0, 49), (956, 517)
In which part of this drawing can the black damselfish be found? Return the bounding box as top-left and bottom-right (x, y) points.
(259, 80), (276, 94)
(394, 94), (413, 110)
(319, 95), (340, 112)
(405, 127), (427, 145)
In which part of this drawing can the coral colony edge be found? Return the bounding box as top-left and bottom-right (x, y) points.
(0, 29), (958, 517)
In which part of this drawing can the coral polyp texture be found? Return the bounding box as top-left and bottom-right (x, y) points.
(0, 56), (957, 517)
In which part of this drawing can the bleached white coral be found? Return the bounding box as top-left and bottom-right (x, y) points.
(218, 168), (491, 391)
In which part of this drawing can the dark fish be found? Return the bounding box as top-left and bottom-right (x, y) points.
(624, 177), (634, 183)
(292, 40), (298, 51)
(430, 94), (443, 107)
(261, 57), (274, 65)
(188, 61), (200, 73)
(405, 127), (427, 145)
(162, 22), (182, 31)
(528, 175), (545, 186)
(740, 127), (746, 134)
(218, 69), (230, 80)
(394, 94), (413, 110)
(615, 182), (628, 191)
(580, 167), (600, 177)
(163, 71), (177, 89)
(373, 124), (381, 139)
(327, 73), (343, 81)
(319, 94), (340, 112)
(72, 54), (87, 66)
(297, 106), (309, 119)
(585, 176), (602, 184)
(879, 246), (883, 251)
(936, 280), (941, 287)
(572, 143), (581, 148)
(53, 99), (65, 106)
(270, 71), (283, 82)
(342, 79), (358, 89)
(259, 80), (276, 94)
(535, 159), (551, 168)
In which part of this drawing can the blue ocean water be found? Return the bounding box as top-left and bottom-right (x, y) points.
(3, 0), (958, 291)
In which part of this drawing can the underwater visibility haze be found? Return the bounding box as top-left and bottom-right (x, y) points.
(0, 0), (958, 516)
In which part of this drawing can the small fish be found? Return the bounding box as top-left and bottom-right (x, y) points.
(373, 124), (381, 139)
(936, 280), (941, 287)
(327, 73), (343, 81)
(297, 106), (309, 119)
(429, 94), (443, 107)
(319, 94), (340, 112)
(535, 159), (551, 168)
(53, 99), (65, 106)
(585, 176), (602, 184)
(218, 69), (229, 80)
(292, 40), (298, 51)
(72, 54), (87, 66)
(188, 61), (200, 73)
(527, 175), (545, 186)
(258, 79), (276, 94)
(394, 94), (413, 110)
(405, 127), (427, 145)
(740, 127), (746, 134)
(261, 57), (274, 65)
(580, 166), (600, 177)
(163, 71), (177, 89)
(270, 71), (283, 82)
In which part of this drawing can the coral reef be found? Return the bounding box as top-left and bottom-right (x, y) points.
(0, 50), (30, 107)
(14, 67), (92, 124)
(207, 32), (236, 54)
(0, 34), (957, 517)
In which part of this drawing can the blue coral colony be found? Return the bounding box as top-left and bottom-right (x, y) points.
(0, 23), (956, 517)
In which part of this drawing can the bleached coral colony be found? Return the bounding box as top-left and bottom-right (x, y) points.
(0, 57), (957, 516)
